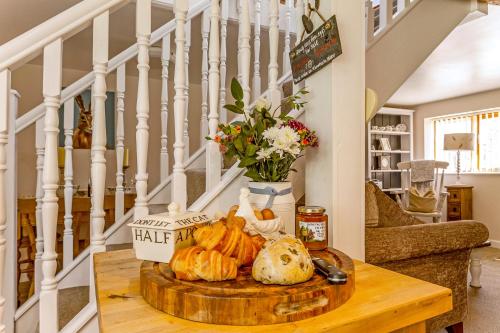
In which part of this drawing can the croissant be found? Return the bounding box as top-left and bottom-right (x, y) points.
(193, 250), (238, 281)
(169, 246), (204, 281)
(170, 246), (238, 281)
(194, 221), (264, 267)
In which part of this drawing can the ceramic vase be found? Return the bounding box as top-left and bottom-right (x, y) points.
(247, 181), (295, 235)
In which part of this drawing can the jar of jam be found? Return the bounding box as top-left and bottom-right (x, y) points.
(296, 206), (328, 250)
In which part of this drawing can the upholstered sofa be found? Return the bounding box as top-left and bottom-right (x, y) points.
(365, 182), (489, 333)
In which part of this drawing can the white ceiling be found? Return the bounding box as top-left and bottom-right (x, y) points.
(388, 5), (500, 106)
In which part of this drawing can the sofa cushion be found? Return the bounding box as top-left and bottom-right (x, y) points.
(407, 187), (437, 213)
(365, 182), (379, 227)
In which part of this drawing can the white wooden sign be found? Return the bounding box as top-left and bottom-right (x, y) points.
(128, 202), (211, 263)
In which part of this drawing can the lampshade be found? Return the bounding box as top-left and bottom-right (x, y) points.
(443, 133), (475, 151)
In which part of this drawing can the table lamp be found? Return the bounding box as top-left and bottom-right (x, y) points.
(443, 133), (475, 184)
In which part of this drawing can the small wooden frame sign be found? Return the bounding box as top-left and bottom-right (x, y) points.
(127, 203), (211, 263)
(289, 15), (342, 84)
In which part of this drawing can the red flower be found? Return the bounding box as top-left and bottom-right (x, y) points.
(301, 139), (309, 146)
(235, 125), (241, 133)
(214, 135), (221, 143)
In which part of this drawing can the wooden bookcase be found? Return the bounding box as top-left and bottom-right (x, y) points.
(367, 107), (414, 192)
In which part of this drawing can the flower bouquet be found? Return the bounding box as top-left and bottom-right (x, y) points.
(207, 78), (318, 182)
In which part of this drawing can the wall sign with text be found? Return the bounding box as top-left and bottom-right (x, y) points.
(289, 15), (342, 84)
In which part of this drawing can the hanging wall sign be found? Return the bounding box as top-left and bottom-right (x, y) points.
(289, 15), (342, 84)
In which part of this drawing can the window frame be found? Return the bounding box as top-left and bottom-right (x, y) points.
(424, 108), (500, 175)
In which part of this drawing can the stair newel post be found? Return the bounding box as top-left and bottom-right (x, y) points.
(200, 11), (210, 146)
(239, 0), (251, 113)
(34, 117), (45, 295)
(115, 64), (126, 220)
(219, 0), (228, 124)
(90, 11), (109, 256)
(172, 0), (188, 211)
(206, 0), (221, 192)
(366, 0), (375, 44)
(268, 0), (281, 107)
(160, 35), (170, 181)
(380, 0), (393, 30)
(183, 20), (191, 162)
(40, 39), (63, 333)
(134, 0), (151, 220)
(283, 0), (293, 73)
(63, 98), (74, 267)
(252, 0), (262, 100)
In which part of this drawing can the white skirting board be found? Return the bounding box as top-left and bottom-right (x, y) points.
(488, 239), (500, 249)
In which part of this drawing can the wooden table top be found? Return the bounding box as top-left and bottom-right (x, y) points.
(94, 250), (452, 333)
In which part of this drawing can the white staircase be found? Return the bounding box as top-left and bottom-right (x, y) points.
(0, 0), (481, 332)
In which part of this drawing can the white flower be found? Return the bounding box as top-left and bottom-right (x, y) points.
(256, 147), (275, 160)
(263, 127), (281, 141)
(255, 98), (270, 110)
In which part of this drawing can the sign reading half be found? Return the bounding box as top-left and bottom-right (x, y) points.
(289, 15), (342, 84)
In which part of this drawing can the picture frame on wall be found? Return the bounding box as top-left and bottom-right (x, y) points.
(379, 138), (391, 151)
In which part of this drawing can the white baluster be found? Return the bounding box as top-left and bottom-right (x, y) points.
(183, 20), (191, 161)
(283, 0), (292, 73)
(206, 0), (221, 192)
(200, 10), (209, 145)
(380, 0), (393, 30)
(172, 0), (188, 210)
(293, 0), (306, 95)
(63, 98), (74, 268)
(0, 69), (11, 333)
(115, 64), (126, 220)
(219, 0), (228, 124)
(252, 0), (262, 100)
(161, 35), (170, 180)
(90, 12), (109, 263)
(397, 0), (406, 13)
(40, 38), (62, 333)
(268, 0), (281, 107)
(366, 0), (375, 44)
(239, 0), (251, 112)
(34, 117), (45, 295)
(134, 0), (151, 220)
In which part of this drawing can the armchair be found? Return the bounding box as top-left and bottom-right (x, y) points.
(365, 182), (489, 332)
(396, 160), (449, 223)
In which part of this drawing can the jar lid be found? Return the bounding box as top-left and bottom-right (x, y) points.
(298, 206), (325, 214)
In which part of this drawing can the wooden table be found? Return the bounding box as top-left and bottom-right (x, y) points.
(94, 250), (452, 333)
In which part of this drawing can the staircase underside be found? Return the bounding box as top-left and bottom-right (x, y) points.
(366, 0), (475, 110)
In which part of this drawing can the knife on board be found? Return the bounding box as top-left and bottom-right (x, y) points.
(311, 256), (348, 285)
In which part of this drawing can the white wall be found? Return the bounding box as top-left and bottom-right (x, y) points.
(305, 0), (365, 260)
(413, 88), (500, 246)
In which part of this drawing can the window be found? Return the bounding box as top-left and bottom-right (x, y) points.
(428, 110), (500, 173)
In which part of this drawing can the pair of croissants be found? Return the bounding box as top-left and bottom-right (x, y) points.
(169, 219), (265, 281)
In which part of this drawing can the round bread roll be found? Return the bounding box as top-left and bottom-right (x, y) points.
(261, 208), (275, 220)
(252, 236), (314, 285)
(253, 209), (264, 221)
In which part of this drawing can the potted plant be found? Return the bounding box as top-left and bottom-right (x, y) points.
(207, 78), (318, 233)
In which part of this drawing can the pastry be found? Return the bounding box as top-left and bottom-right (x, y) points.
(193, 250), (238, 281)
(169, 246), (204, 281)
(252, 236), (314, 285)
(170, 246), (237, 281)
(261, 208), (275, 220)
(194, 221), (264, 266)
(227, 215), (246, 229)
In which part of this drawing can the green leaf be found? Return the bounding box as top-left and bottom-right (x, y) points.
(230, 78), (244, 101)
(244, 169), (264, 182)
(235, 100), (244, 109)
(224, 104), (244, 114)
(245, 144), (258, 156)
(234, 136), (244, 152)
(239, 157), (259, 168)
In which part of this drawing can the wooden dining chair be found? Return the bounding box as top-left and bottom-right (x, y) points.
(396, 160), (449, 223)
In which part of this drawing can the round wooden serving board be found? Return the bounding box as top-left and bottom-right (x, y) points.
(140, 247), (355, 326)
